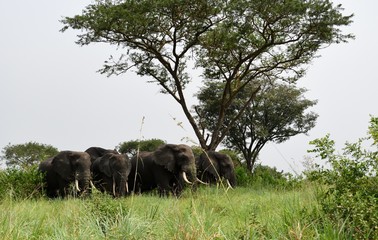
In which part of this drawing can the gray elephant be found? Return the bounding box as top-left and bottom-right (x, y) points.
(91, 152), (131, 197)
(85, 146), (118, 163)
(196, 151), (236, 188)
(38, 151), (92, 198)
(128, 144), (200, 196)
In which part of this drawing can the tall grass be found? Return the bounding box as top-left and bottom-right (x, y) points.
(0, 184), (348, 240)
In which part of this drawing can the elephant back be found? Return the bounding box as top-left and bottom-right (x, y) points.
(85, 147), (119, 163)
(93, 152), (130, 177)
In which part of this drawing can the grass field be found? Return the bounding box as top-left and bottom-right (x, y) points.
(0, 184), (344, 240)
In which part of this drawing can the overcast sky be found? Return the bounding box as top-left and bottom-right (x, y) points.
(1, 1), (377, 173)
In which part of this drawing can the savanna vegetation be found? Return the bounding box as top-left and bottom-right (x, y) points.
(2, 1), (375, 239)
(0, 116), (377, 239)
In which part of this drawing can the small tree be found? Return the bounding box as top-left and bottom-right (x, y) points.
(117, 139), (166, 157)
(1, 142), (58, 170)
(195, 82), (317, 171)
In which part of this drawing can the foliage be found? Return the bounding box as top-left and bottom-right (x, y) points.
(236, 164), (299, 189)
(0, 166), (45, 201)
(0, 141), (58, 170)
(235, 165), (254, 186)
(307, 116), (378, 239)
(196, 82), (318, 171)
(191, 145), (204, 157)
(117, 138), (166, 157)
(369, 115), (378, 145)
(61, 0), (353, 151)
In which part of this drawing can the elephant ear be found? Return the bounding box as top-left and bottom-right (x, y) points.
(153, 144), (177, 172)
(202, 152), (220, 178)
(99, 153), (113, 177)
(52, 151), (74, 181)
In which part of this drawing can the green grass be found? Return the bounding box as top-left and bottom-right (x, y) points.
(0, 185), (344, 239)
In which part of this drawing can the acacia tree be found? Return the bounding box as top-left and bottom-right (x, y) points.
(196, 82), (318, 171)
(61, 0), (353, 151)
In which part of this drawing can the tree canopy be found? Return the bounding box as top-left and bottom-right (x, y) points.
(196, 82), (318, 170)
(61, 0), (353, 151)
(117, 138), (166, 157)
(0, 142), (59, 170)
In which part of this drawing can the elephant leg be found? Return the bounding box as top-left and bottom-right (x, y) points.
(57, 179), (66, 198)
(152, 168), (172, 197)
(156, 178), (171, 197)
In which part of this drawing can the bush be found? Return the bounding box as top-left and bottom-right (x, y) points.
(236, 164), (300, 189)
(0, 166), (45, 201)
(235, 166), (254, 187)
(307, 116), (378, 239)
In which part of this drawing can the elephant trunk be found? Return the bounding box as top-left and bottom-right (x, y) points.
(76, 171), (91, 195)
(224, 172), (237, 188)
(113, 173), (128, 197)
(118, 178), (128, 197)
(229, 173), (237, 188)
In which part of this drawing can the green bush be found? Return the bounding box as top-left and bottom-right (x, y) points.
(307, 116), (378, 239)
(0, 166), (45, 201)
(235, 165), (253, 186)
(236, 164), (300, 189)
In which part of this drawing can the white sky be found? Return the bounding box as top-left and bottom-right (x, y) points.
(1, 1), (377, 173)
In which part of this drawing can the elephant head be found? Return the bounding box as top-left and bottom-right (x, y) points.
(39, 151), (92, 198)
(196, 151), (236, 188)
(129, 144), (200, 196)
(153, 144), (198, 185)
(85, 146), (118, 163)
(92, 153), (131, 197)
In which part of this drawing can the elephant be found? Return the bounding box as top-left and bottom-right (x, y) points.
(38, 151), (92, 198)
(91, 152), (131, 197)
(85, 146), (119, 163)
(196, 151), (237, 188)
(128, 144), (200, 196)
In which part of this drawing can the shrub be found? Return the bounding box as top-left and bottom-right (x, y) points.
(235, 166), (254, 187)
(0, 166), (45, 200)
(307, 116), (378, 239)
(236, 164), (300, 189)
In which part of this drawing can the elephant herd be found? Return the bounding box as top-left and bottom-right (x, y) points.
(38, 144), (236, 198)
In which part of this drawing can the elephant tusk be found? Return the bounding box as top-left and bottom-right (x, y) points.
(182, 172), (192, 184)
(112, 175), (116, 197)
(196, 178), (208, 185)
(226, 179), (233, 189)
(125, 181), (129, 193)
(75, 179), (81, 192)
(90, 180), (97, 190)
